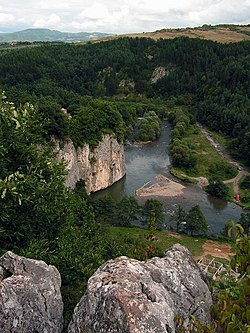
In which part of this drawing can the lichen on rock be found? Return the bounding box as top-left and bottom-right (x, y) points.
(151, 66), (167, 83)
(0, 251), (63, 333)
(68, 244), (212, 333)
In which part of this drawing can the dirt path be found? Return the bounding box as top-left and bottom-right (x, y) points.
(197, 240), (235, 260)
(224, 169), (249, 194)
(197, 123), (249, 196)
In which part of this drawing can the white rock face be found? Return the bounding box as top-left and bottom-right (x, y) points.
(57, 134), (126, 193)
(151, 66), (167, 83)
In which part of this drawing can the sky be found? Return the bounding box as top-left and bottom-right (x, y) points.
(0, 0), (249, 34)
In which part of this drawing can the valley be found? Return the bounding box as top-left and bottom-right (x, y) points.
(95, 121), (243, 233)
(0, 26), (249, 332)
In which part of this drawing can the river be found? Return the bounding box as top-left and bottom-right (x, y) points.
(94, 122), (242, 234)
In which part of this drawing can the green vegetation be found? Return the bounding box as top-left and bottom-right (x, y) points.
(240, 175), (250, 189)
(185, 205), (208, 236)
(238, 175), (250, 207)
(207, 129), (231, 149)
(135, 111), (161, 142)
(70, 98), (125, 147)
(0, 37), (249, 165)
(0, 34), (249, 331)
(212, 225), (250, 333)
(108, 226), (206, 258)
(170, 204), (208, 236)
(170, 121), (238, 180)
(206, 179), (229, 199)
(176, 224), (250, 333)
(143, 199), (164, 231)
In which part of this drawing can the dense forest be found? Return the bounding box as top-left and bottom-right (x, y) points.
(0, 37), (249, 164)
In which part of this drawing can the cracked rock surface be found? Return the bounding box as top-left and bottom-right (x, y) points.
(0, 251), (63, 333)
(68, 244), (212, 333)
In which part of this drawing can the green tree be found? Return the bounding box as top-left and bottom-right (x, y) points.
(91, 195), (117, 223)
(206, 179), (229, 199)
(135, 111), (161, 142)
(171, 205), (186, 232)
(211, 224), (250, 332)
(239, 212), (250, 236)
(143, 199), (164, 231)
(0, 93), (69, 250)
(240, 175), (250, 190)
(185, 205), (208, 236)
(116, 196), (140, 226)
(38, 96), (69, 140)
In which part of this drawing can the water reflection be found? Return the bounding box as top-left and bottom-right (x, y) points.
(207, 195), (228, 210)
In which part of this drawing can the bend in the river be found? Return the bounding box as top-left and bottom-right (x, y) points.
(94, 122), (243, 234)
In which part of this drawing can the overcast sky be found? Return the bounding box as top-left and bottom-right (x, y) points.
(0, 0), (249, 33)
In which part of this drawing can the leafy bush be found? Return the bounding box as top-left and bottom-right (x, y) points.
(206, 179), (229, 199)
(209, 162), (238, 180)
(135, 111), (161, 142)
(240, 175), (250, 190)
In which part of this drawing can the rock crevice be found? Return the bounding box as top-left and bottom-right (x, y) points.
(0, 251), (63, 333)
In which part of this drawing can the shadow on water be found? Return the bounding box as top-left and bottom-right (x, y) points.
(207, 195), (228, 210)
(93, 121), (242, 234)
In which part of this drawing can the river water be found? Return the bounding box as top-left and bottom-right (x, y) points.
(95, 122), (242, 234)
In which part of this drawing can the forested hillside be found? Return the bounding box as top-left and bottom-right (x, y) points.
(0, 37), (249, 164)
(0, 28), (110, 43)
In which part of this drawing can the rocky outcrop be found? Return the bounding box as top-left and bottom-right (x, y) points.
(57, 134), (126, 193)
(151, 66), (167, 83)
(68, 244), (212, 333)
(0, 251), (63, 333)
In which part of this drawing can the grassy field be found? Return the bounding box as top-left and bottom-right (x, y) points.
(207, 130), (231, 149)
(93, 25), (250, 44)
(203, 130), (250, 208)
(172, 125), (238, 181)
(108, 226), (233, 260)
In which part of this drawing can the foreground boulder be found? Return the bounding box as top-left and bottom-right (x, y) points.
(68, 244), (212, 333)
(0, 251), (63, 333)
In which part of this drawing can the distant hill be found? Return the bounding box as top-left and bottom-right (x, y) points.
(0, 28), (112, 43)
(98, 24), (250, 44)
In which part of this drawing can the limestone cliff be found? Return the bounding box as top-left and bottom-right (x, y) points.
(0, 251), (63, 333)
(68, 244), (212, 333)
(57, 134), (126, 193)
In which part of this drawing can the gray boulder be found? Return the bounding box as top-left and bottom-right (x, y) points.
(0, 251), (63, 333)
(68, 244), (212, 333)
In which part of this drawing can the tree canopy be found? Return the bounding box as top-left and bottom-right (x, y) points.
(0, 37), (249, 164)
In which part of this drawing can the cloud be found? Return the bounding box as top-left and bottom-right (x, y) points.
(73, 4), (130, 32)
(79, 3), (110, 20)
(33, 14), (61, 29)
(0, 12), (14, 24)
(1, 0), (250, 33)
(37, 1), (70, 10)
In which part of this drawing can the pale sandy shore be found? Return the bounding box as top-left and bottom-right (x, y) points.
(136, 175), (186, 197)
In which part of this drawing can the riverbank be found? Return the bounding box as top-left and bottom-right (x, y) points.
(172, 124), (250, 208)
(94, 121), (243, 234)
